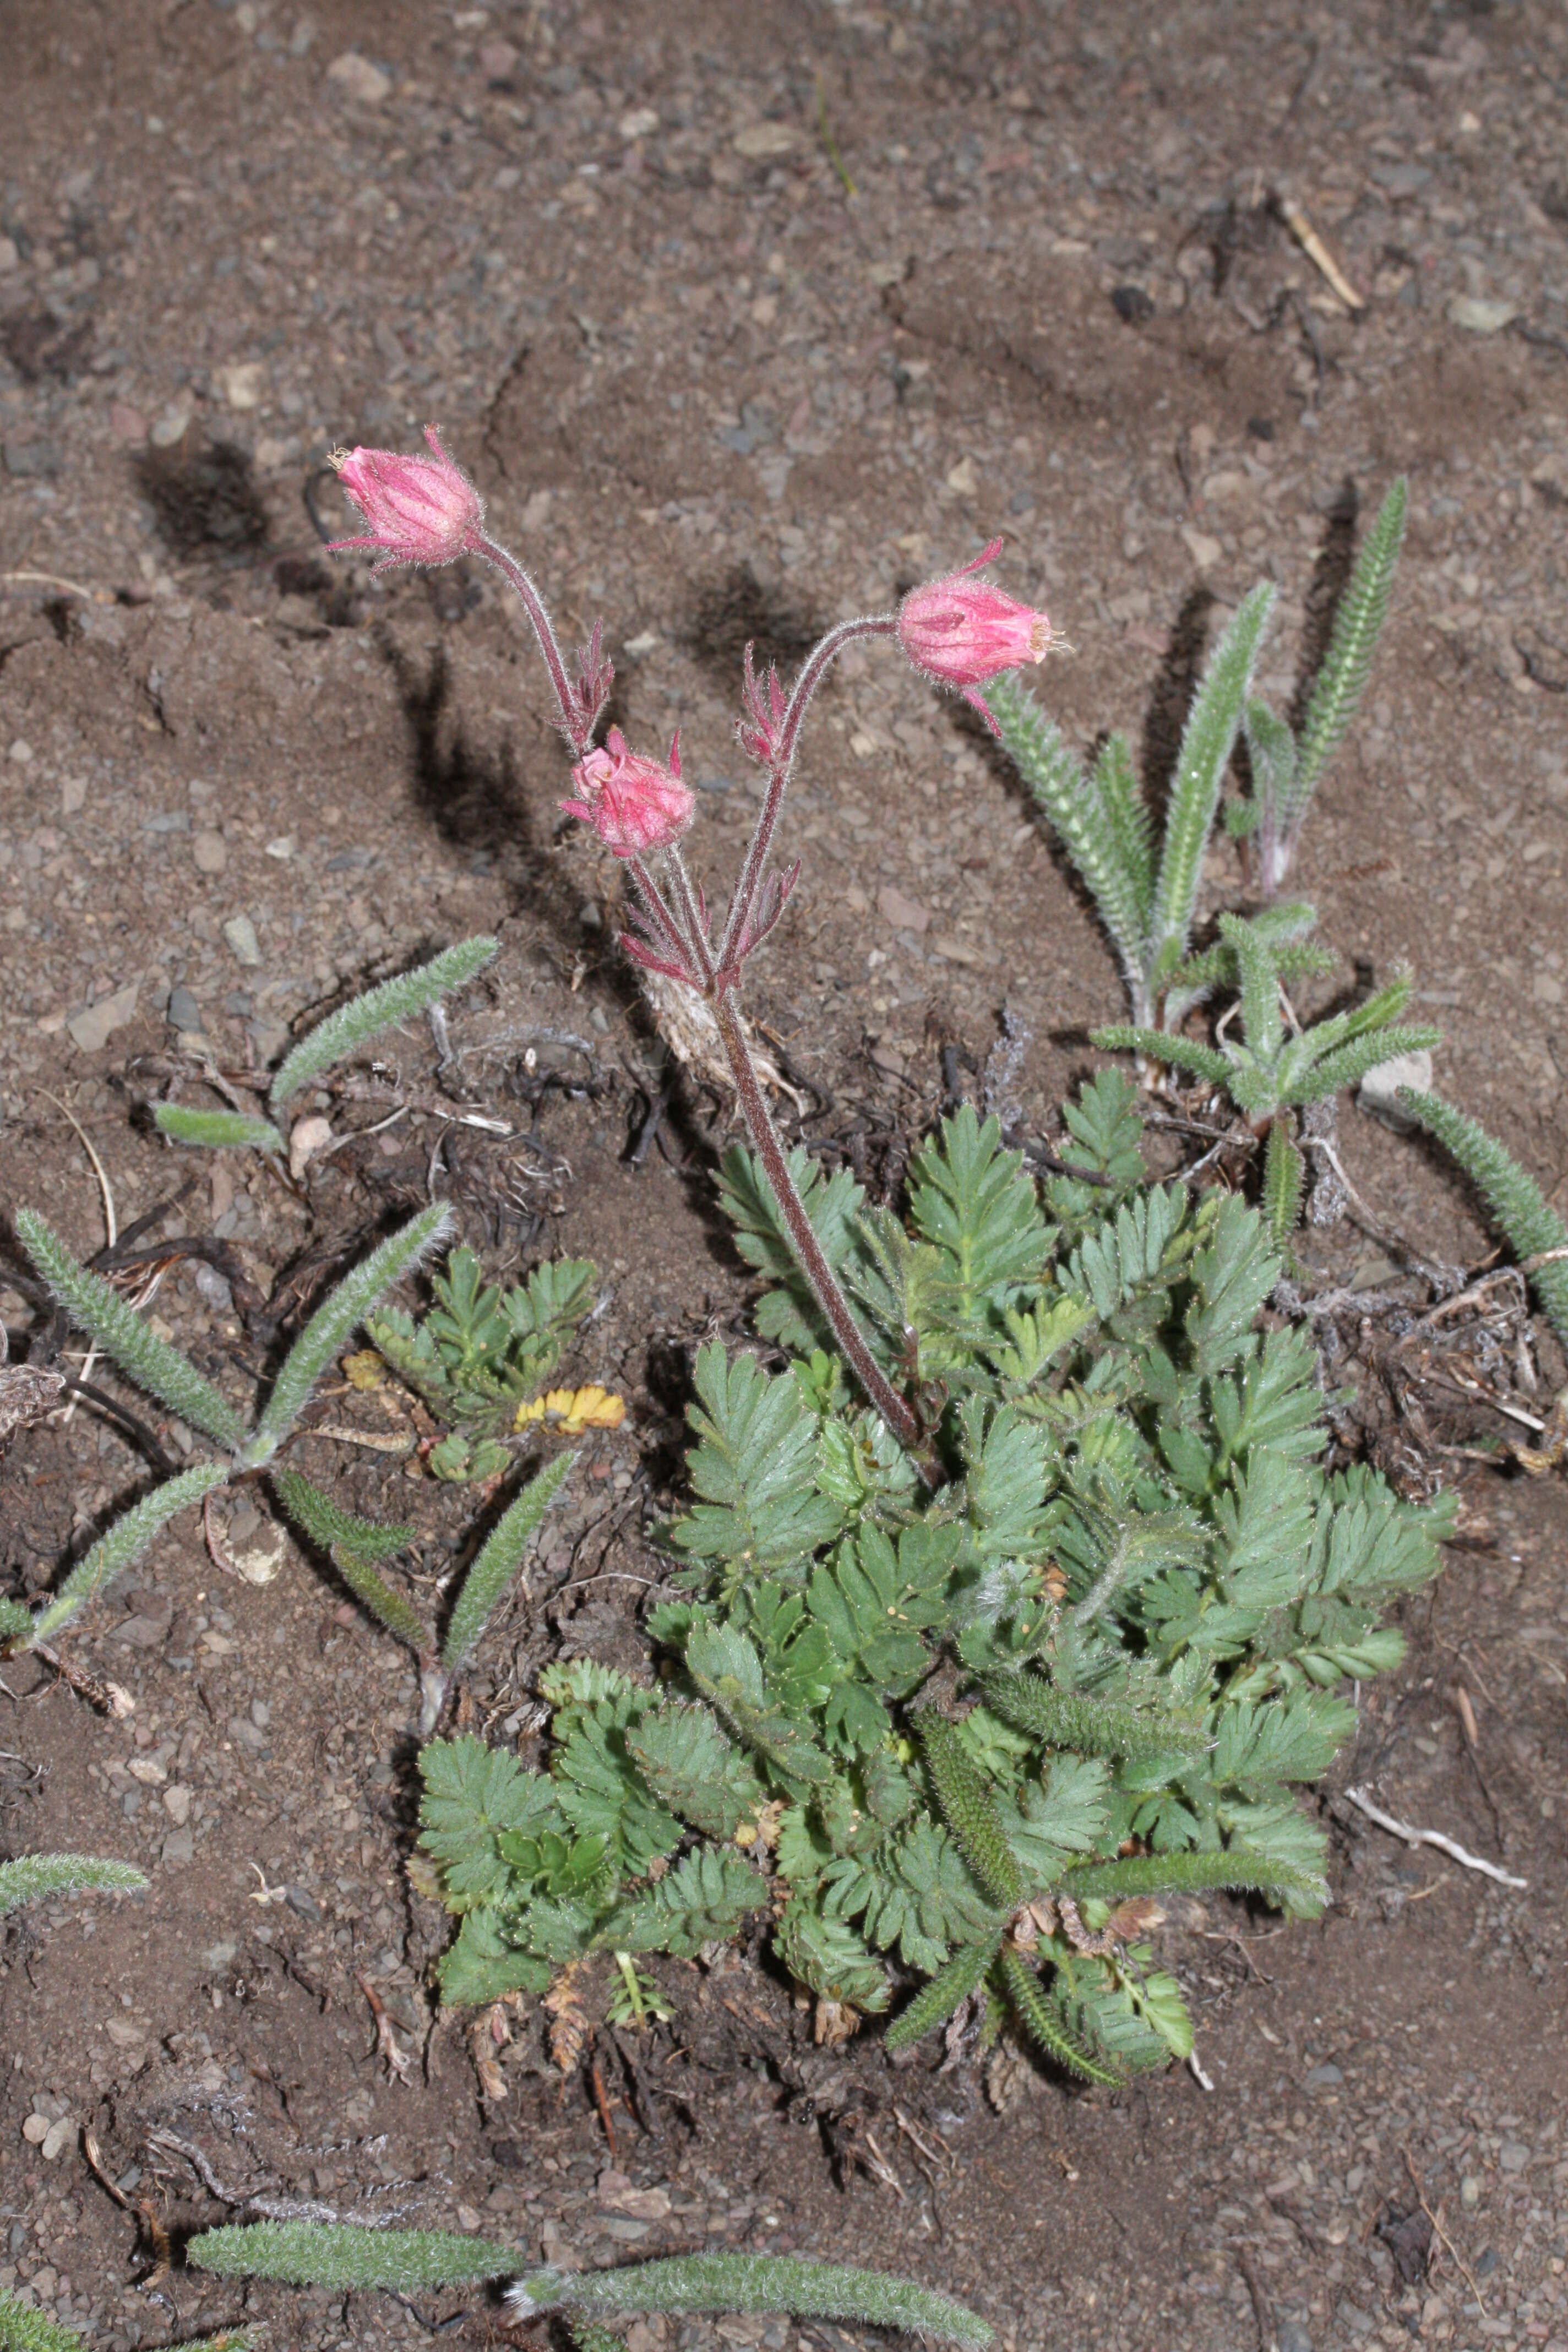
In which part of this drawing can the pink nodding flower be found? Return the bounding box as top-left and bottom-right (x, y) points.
(561, 729), (695, 859)
(897, 541), (1052, 703)
(328, 424), (484, 572)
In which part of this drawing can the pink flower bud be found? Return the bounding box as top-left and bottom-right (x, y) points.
(897, 540), (1052, 693)
(328, 424), (484, 571)
(561, 729), (695, 859)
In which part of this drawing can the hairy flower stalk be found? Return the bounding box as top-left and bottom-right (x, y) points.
(325, 431), (1052, 1455)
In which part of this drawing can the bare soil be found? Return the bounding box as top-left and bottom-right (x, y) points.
(2, 7), (1567, 2352)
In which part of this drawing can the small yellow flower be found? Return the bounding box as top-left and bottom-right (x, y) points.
(514, 1384), (627, 1435)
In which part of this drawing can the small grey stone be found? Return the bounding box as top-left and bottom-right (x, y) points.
(161, 1827), (195, 1866)
(1358, 1047), (1433, 1131)
(1461, 2173), (1482, 2206)
(1277, 2327), (1314, 2352)
(112, 1616), (171, 1649)
(204, 1941), (237, 1970)
(168, 987), (204, 1032)
(1304, 2061), (1343, 2087)
(192, 1263), (233, 1311)
(3, 439), (63, 478)
(285, 1884), (322, 1921)
(67, 982), (140, 1054)
(1499, 2140), (1530, 2174)
(222, 913), (262, 966)
(193, 829), (227, 874)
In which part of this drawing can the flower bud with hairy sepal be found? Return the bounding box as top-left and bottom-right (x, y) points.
(897, 540), (1052, 699)
(328, 424), (484, 572)
(562, 728), (695, 858)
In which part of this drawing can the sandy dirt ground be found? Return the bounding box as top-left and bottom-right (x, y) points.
(2, 6), (1566, 2352)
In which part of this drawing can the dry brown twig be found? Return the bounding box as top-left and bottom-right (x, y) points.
(356, 1971), (415, 2084)
(1403, 2144), (1485, 2315)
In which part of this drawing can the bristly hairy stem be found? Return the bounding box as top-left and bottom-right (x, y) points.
(708, 992), (918, 1451)
(717, 614), (897, 982)
(0, 1853), (148, 1917)
(510, 2253), (994, 2346)
(31, 1461), (231, 1645)
(1399, 1088), (1568, 1347)
(475, 534), (589, 750)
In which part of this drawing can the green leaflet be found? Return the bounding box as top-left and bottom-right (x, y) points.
(30, 1461), (231, 1646)
(442, 1451), (576, 1674)
(625, 1703), (765, 1839)
(515, 2251), (994, 2346)
(154, 1105), (286, 1154)
(672, 1343), (843, 1585)
(418, 1736), (565, 1905)
(605, 1847), (769, 1957)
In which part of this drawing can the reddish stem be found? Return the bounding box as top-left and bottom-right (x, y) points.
(709, 991), (919, 1451)
(474, 533), (589, 754)
(717, 613), (898, 983)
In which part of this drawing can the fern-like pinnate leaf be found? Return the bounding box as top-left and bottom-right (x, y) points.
(984, 672), (1150, 1006)
(0, 1853), (148, 1916)
(441, 1451), (575, 1674)
(418, 1735), (564, 1904)
(154, 1105), (287, 1154)
(189, 2222), (516, 2291)
(625, 1703), (765, 1839)
(246, 1204), (453, 1464)
(672, 1342), (842, 1581)
(511, 2253), (993, 2346)
(1292, 477), (1406, 830)
(268, 936), (499, 1113)
(1148, 582), (1275, 1006)
(17, 1211), (246, 1451)
(31, 1461), (231, 1645)
(605, 1847), (768, 1956)
(1400, 1090), (1568, 1346)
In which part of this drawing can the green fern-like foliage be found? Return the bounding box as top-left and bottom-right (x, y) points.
(413, 1097), (1450, 2076)
(366, 1245), (599, 1444)
(0, 1853), (148, 1916)
(1400, 1089), (1568, 1348)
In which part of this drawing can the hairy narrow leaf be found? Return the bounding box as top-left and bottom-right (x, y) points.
(980, 1672), (1208, 1767)
(17, 1211), (246, 1450)
(1401, 1090), (1568, 1345)
(1292, 477), (1406, 825)
(883, 1934), (1001, 2050)
(271, 1467), (426, 1652)
(996, 1943), (1124, 2086)
(1065, 1846), (1327, 1910)
(269, 936), (500, 1112)
(1149, 582), (1275, 993)
(188, 2222), (517, 2291)
(31, 1461), (230, 1645)
(0, 2288), (90, 2352)
(918, 1714), (1023, 1910)
(1091, 1026), (1233, 1089)
(1262, 1119), (1306, 1243)
(154, 1105), (287, 1154)
(440, 1450), (576, 1674)
(248, 1205), (453, 1461)
(986, 671), (1148, 1000)
(0, 1853), (148, 1917)
(512, 2253), (993, 2346)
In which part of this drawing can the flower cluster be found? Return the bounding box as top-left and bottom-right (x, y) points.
(329, 425), (484, 573)
(561, 728), (694, 859)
